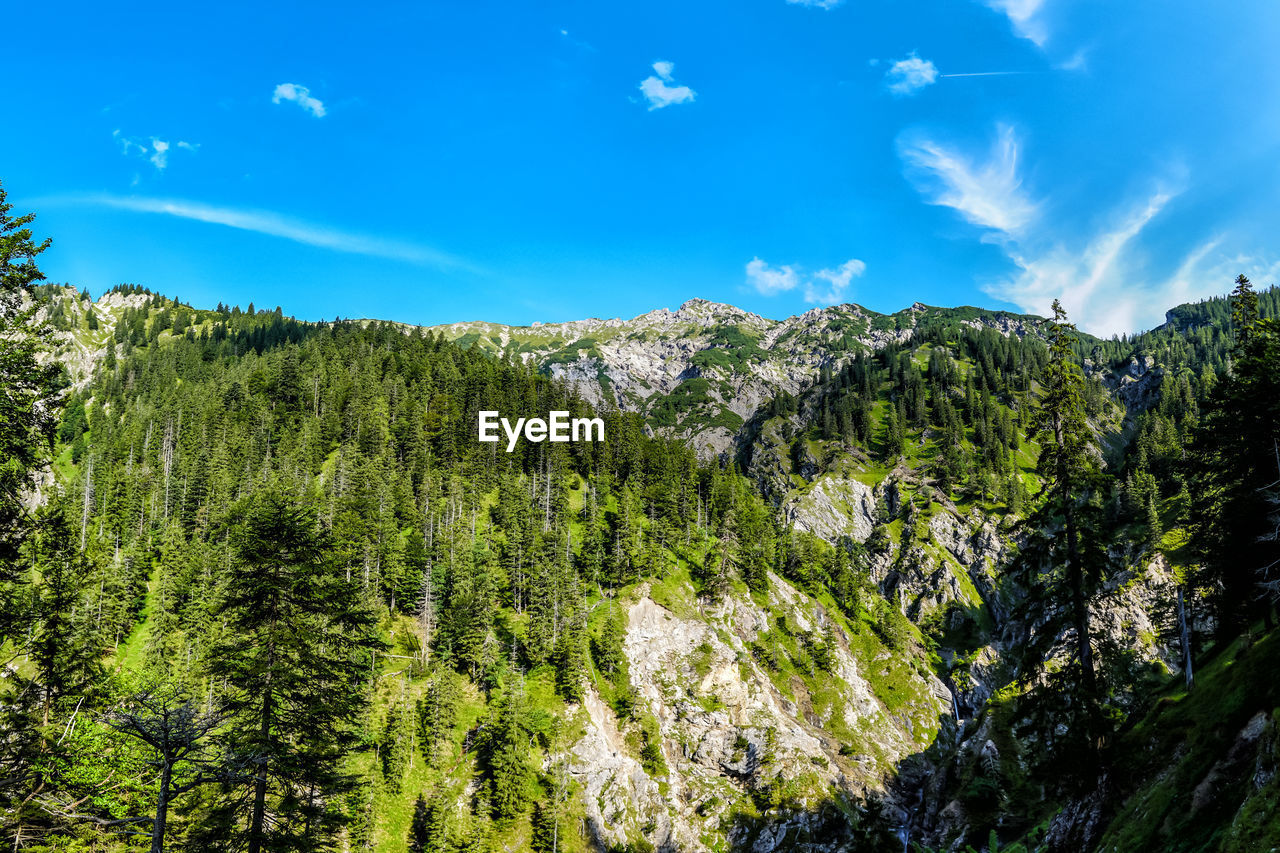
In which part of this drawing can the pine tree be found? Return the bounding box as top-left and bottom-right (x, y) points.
(530, 800), (558, 853)
(417, 665), (459, 762)
(1144, 493), (1162, 548)
(105, 688), (227, 853)
(205, 481), (381, 852)
(1190, 276), (1280, 631)
(1021, 299), (1110, 772)
(408, 794), (450, 853)
(0, 182), (61, 640)
(382, 685), (417, 793)
(553, 621), (587, 703)
(0, 502), (103, 840)
(704, 505), (739, 600)
(483, 682), (534, 825)
(882, 401), (904, 461)
(1037, 301), (1098, 691)
(24, 504), (101, 728)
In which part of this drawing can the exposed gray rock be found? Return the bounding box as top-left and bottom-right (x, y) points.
(573, 574), (949, 852)
(569, 691), (672, 850)
(785, 475), (879, 544)
(1091, 553), (1181, 675)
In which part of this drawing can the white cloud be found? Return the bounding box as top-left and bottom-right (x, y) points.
(992, 220), (1280, 335)
(149, 139), (170, 170)
(54, 194), (473, 271)
(898, 124), (1038, 236)
(806, 259), (867, 303)
(982, 0), (1049, 46)
(272, 83), (326, 118)
(1057, 48), (1089, 72)
(786, 0), (843, 8)
(638, 61), (696, 111)
(746, 257), (865, 305)
(897, 122), (1269, 335)
(114, 130), (196, 172)
(989, 191), (1176, 333)
(885, 53), (938, 96)
(746, 258), (800, 295)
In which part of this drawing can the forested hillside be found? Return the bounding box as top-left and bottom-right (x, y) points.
(2, 188), (1280, 853)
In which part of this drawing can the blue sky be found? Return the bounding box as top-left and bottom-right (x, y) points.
(6, 1), (1280, 335)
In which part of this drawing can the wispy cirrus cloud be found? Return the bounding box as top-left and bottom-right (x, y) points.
(898, 123), (1038, 236)
(897, 123), (1261, 335)
(114, 131), (198, 172)
(45, 194), (473, 271)
(746, 257), (866, 305)
(990, 191), (1178, 333)
(885, 53), (939, 96)
(785, 0), (842, 8)
(272, 83), (326, 118)
(558, 28), (596, 52)
(638, 61), (696, 110)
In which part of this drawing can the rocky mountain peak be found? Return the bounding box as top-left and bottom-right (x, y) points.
(673, 297), (770, 328)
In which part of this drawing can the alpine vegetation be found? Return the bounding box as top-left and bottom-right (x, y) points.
(1, 187), (1279, 853)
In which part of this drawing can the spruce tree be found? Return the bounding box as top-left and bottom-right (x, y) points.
(1036, 300), (1098, 701)
(0, 182), (61, 640)
(483, 681), (533, 825)
(204, 481), (380, 852)
(1011, 298), (1114, 780)
(409, 794), (450, 853)
(105, 689), (227, 853)
(1144, 493), (1162, 548)
(1190, 276), (1280, 631)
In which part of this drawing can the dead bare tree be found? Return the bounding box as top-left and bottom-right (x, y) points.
(103, 689), (228, 853)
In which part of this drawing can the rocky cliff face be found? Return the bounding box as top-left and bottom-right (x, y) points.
(569, 573), (950, 852)
(1087, 353), (1164, 410)
(32, 286), (148, 387)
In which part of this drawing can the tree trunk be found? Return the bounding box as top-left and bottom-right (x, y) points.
(1064, 499), (1095, 696)
(151, 761), (171, 853)
(249, 639), (274, 853)
(1178, 585), (1194, 691)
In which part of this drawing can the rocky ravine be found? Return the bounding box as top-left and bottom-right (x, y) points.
(569, 574), (951, 852)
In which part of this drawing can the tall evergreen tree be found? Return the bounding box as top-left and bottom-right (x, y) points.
(1190, 276), (1280, 633)
(203, 481), (380, 852)
(482, 682), (533, 825)
(0, 181), (61, 639)
(1004, 298), (1117, 784)
(1036, 300), (1099, 703)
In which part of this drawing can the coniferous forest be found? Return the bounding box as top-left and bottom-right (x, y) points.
(3, 182), (1280, 853)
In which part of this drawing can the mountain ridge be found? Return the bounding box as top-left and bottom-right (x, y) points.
(413, 298), (1049, 457)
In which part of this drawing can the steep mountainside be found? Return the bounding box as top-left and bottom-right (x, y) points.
(12, 282), (1280, 853)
